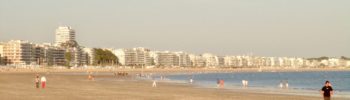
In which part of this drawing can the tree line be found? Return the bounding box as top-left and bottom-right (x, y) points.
(93, 48), (118, 66)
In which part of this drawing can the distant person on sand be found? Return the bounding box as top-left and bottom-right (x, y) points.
(152, 80), (157, 87)
(35, 74), (40, 88)
(242, 80), (248, 87)
(88, 72), (94, 81)
(41, 76), (47, 88)
(189, 78), (193, 84)
(217, 79), (220, 88)
(219, 79), (224, 88)
(321, 81), (333, 100)
(279, 81), (283, 88)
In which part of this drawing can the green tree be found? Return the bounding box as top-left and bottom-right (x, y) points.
(307, 56), (329, 61)
(65, 52), (72, 67)
(60, 40), (79, 48)
(341, 56), (350, 60)
(93, 48), (118, 66)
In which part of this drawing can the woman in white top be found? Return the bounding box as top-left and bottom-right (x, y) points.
(41, 76), (47, 88)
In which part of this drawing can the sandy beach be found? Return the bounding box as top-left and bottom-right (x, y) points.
(0, 72), (347, 100)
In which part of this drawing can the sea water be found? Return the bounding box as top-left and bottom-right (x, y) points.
(161, 71), (350, 98)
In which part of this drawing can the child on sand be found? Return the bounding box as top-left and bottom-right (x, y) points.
(35, 74), (40, 88)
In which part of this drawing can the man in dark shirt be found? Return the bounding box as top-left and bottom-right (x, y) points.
(321, 81), (333, 100)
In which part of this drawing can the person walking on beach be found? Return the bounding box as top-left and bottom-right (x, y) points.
(41, 76), (47, 88)
(152, 80), (157, 87)
(216, 79), (220, 88)
(35, 74), (40, 88)
(189, 78), (193, 84)
(279, 81), (283, 88)
(219, 79), (224, 88)
(321, 81), (333, 100)
(88, 72), (94, 81)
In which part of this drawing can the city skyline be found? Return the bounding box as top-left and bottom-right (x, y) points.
(1, 0), (349, 57)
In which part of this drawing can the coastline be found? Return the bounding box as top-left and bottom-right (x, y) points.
(153, 73), (350, 99)
(1, 67), (349, 73)
(0, 72), (348, 100)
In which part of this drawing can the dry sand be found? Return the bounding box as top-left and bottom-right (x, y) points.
(0, 72), (347, 100)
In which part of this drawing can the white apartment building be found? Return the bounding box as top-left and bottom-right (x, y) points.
(66, 47), (88, 67)
(2, 40), (35, 65)
(113, 48), (152, 66)
(0, 41), (67, 66)
(35, 43), (66, 66)
(83, 48), (95, 65)
(174, 52), (192, 67)
(55, 26), (75, 46)
(153, 51), (179, 67)
(201, 53), (219, 68)
(189, 54), (206, 67)
(218, 56), (225, 67)
(328, 58), (340, 67)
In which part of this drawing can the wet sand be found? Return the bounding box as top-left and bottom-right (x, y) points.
(0, 72), (346, 100)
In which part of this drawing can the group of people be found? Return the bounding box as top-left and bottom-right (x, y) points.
(114, 72), (129, 78)
(33, 72), (334, 100)
(216, 79), (225, 88)
(34, 74), (47, 89)
(279, 80), (289, 89)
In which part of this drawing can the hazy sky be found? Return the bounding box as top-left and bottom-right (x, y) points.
(0, 0), (349, 57)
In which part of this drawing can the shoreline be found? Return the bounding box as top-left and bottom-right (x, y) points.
(1, 67), (349, 73)
(0, 72), (348, 100)
(153, 75), (350, 99)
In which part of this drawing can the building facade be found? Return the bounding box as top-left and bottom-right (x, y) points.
(83, 48), (95, 65)
(152, 51), (179, 67)
(38, 43), (66, 66)
(1, 40), (35, 65)
(113, 48), (152, 66)
(189, 54), (206, 67)
(175, 52), (192, 67)
(202, 53), (219, 68)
